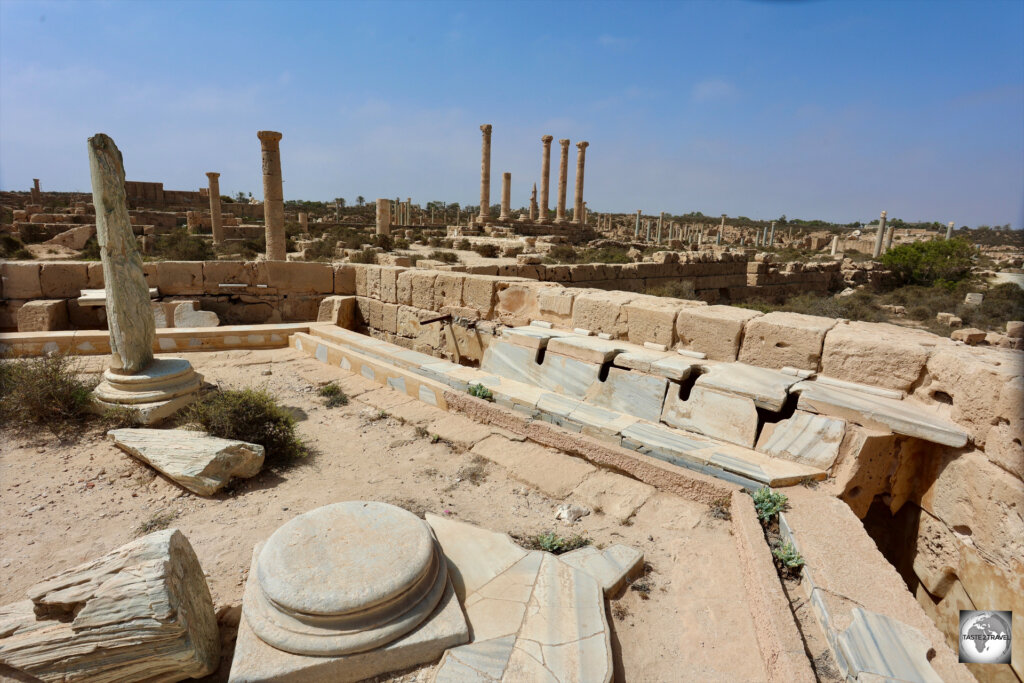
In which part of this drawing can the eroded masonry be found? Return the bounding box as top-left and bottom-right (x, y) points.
(0, 128), (1021, 683)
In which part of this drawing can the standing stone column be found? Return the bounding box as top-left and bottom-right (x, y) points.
(555, 139), (570, 223)
(257, 130), (286, 260)
(720, 214), (726, 235)
(478, 124), (492, 224)
(186, 211), (199, 234)
(206, 172), (223, 245)
(830, 235), (839, 255)
(529, 183), (538, 221)
(769, 221), (776, 246)
(645, 220), (651, 241)
(376, 198), (391, 236)
(716, 231), (722, 245)
(31, 179), (41, 204)
(872, 210), (887, 258)
(946, 221), (954, 240)
(572, 141), (589, 224)
(406, 198), (412, 226)
(299, 212), (308, 233)
(883, 223), (895, 252)
(582, 201), (588, 227)
(657, 212), (664, 243)
(499, 172), (512, 221)
(634, 211), (641, 239)
(539, 135), (553, 222)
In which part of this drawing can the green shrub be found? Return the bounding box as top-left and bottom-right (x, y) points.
(472, 243), (499, 258)
(350, 248), (379, 264)
(182, 388), (306, 465)
(646, 280), (696, 300)
(752, 486), (788, 524)
(153, 228), (213, 261)
(373, 234), (393, 251)
(772, 540), (805, 572)
(80, 236), (102, 260)
(502, 245), (524, 258)
(526, 532), (591, 554)
(881, 238), (975, 287)
(429, 250), (459, 264)
(393, 238), (410, 250)
(467, 383), (494, 401)
(317, 382), (349, 407)
(545, 244), (579, 263)
(456, 238), (471, 250)
(0, 234), (33, 259)
(0, 354), (96, 436)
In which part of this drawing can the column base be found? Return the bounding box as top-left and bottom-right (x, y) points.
(92, 357), (203, 425)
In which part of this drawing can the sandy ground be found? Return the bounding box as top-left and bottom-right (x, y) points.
(0, 348), (769, 682)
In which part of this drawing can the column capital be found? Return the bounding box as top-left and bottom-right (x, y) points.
(880, 210), (887, 218)
(206, 172), (220, 180)
(541, 135), (553, 144)
(559, 138), (570, 146)
(480, 124), (492, 135)
(576, 141), (589, 150)
(257, 130), (283, 143)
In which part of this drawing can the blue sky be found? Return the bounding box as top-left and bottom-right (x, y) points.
(1, 0), (1022, 227)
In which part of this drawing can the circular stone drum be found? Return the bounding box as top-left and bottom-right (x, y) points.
(246, 501), (448, 656)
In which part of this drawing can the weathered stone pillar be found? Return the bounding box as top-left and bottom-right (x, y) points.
(872, 210), (887, 258)
(883, 223), (895, 252)
(582, 201), (588, 227)
(720, 214), (726, 234)
(31, 178), (41, 204)
(830, 235), (839, 255)
(257, 130), (286, 260)
(478, 124), (492, 224)
(529, 183), (538, 221)
(206, 172), (223, 245)
(769, 221), (776, 246)
(572, 141), (588, 224)
(645, 219), (651, 241)
(298, 212), (308, 233)
(555, 139), (570, 223)
(376, 198), (391, 236)
(657, 212), (664, 243)
(716, 231), (722, 246)
(406, 198), (412, 226)
(539, 135), (553, 222)
(186, 211), (199, 234)
(946, 221), (954, 240)
(499, 172), (511, 221)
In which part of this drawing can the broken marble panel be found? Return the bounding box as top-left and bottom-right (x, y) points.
(661, 385), (760, 448)
(756, 411), (846, 470)
(546, 335), (629, 364)
(501, 325), (572, 350)
(695, 362), (799, 411)
(792, 380), (969, 447)
(837, 609), (943, 683)
(558, 545), (644, 595)
(584, 367), (668, 422)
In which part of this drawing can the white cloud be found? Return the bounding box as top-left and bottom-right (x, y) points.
(691, 79), (738, 103)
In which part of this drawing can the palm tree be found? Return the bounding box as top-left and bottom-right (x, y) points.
(356, 196), (365, 207)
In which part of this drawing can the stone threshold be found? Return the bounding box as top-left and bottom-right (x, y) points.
(0, 323), (310, 357)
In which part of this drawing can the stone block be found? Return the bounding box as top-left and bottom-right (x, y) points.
(756, 411), (845, 470)
(410, 271), (439, 311)
(1, 262), (42, 299)
(434, 272), (465, 310)
(461, 275), (498, 317)
(493, 281), (560, 327)
(16, 299), (68, 332)
(738, 311), (837, 371)
(471, 434), (596, 498)
(571, 471), (655, 523)
(537, 287), (576, 325)
(155, 261), (204, 296)
(203, 261), (255, 293)
(571, 290), (636, 338)
(624, 296), (680, 347)
(675, 305), (761, 361)
(583, 366), (668, 422)
(266, 261), (333, 294)
(380, 303), (399, 334)
(317, 296), (357, 328)
(38, 262), (89, 298)
(951, 327), (986, 344)
(173, 301), (220, 328)
(333, 264), (356, 295)
(820, 321), (939, 392)
(661, 385), (759, 448)
(558, 544), (644, 595)
(378, 266), (404, 304)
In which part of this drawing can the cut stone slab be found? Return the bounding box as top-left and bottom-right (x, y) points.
(584, 366), (668, 422)
(501, 325), (571, 350)
(571, 470), (655, 523)
(536, 352), (602, 399)
(613, 350), (672, 373)
(546, 335), (630, 364)
(558, 544), (644, 595)
(425, 513), (528, 601)
(696, 362), (799, 411)
(793, 380), (969, 447)
(231, 550), (467, 683)
(471, 434), (596, 499)
(837, 609), (943, 683)
(173, 301), (219, 328)
(428, 414), (497, 451)
(0, 529), (219, 682)
(109, 428), (264, 496)
(661, 385), (760, 448)
(756, 411), (846, 470)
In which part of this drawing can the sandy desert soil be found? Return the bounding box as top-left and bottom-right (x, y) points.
(0, 348), (769, 682)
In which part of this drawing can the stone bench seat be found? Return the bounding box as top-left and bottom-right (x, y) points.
(78, 287), (157, 307)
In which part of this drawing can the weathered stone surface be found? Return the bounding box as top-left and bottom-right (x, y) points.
(661, 385), (760, 448)
(88, 134), (155, 374)
(951, 327), (986, 344)
(571, 290), (635, 338)
(0, 262), (42, 299)
(39, 262), (89, 298)
(838, 609), (943, 683)
(676, 305), (762, 361)
(583, 366), (667, 422)
(558, 544), (644, 595)
(173, 301), (219, 328)
(316, 296), (356, 329)
(494, 281), (560, 327)
(570, 470), (654, 523)
(154, 261), (204, 296)
(471, 434), (595, 498)
(756, 411), (846, 470)
(738, 311), (836, 371)
(820, 321), (939, 392)
(16, 299), (68, 332)
(546, 334), (629, 364)
(426, 513), (528, 601)
(93, 356), (203, 425)
(624, 296), (682, 347)
(0, 529), (219, 682)
(911, 509), (960, 599)
(109, 428), (264, 496)
(696, 362), (798, 411)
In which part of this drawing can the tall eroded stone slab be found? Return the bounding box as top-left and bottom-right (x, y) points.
(872, 210), (887, 259)
(88, 133), (155, 374)
(258, 130), (286, 260)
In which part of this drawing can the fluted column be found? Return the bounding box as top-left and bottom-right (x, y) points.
(634, 211), (641, 239)
(206, 172), (223, 245)
(572, 141), (588, 224)
(872, 210), (887, 258)
(257, 130), (286, 260)
(499, 172), (511, 221)
(769, 221), (776, 246)
(376, 198), (391, 236)
(539, 135), (553, 222)
(946, 221), (954, 240)
(478, 124), (492, 224)
(555, 139), (569, 223)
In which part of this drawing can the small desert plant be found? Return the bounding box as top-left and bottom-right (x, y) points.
(467, 383), (494, 401)
(455, 238), (471, 250)
(752, 486), (789, 524)
(502, 245), (524, 258)
(527, 532), (591, 555)
(472, 243), (499, 258)
(0, 233), (33, 259)
(772, 541), (805, 572)
(429, 250), (459, 264)
(136, 509), (178, 535)
(153, 228), (213, 261)
(182, 388), (306, 464)
(350, 248), (379, 264)
(708, 496), (732, 520)
(317, 382), (349, 407)
(373, 233), (393, 251)
(0, 354), (95, 435)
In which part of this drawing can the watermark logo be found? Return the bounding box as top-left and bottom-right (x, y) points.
(959, 611), (1012, 665)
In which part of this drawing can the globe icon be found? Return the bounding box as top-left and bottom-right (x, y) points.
(959, 611), (1012, 664)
